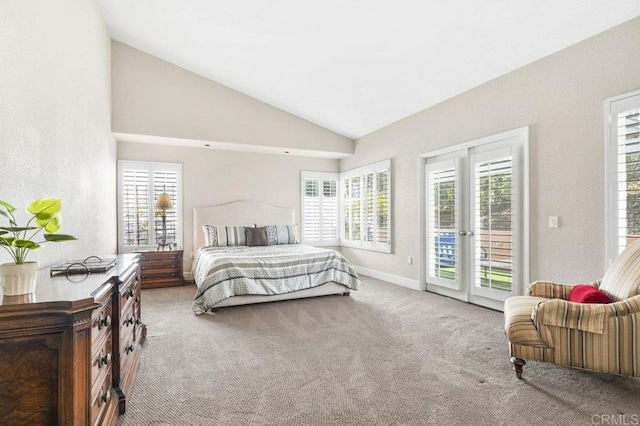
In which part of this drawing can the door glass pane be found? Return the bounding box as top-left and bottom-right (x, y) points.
(428, 167), (457, 281)
(474, 158), (513, 292)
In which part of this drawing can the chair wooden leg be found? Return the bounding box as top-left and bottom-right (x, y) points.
(510, 357), (526, 379)
(342, 292), (350, 296)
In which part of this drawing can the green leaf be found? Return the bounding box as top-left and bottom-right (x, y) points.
(36, 216), (52, 229)
(12, 239), (40, 250)
(43, 216), (60, 233)
(0, 237), (14, 245)
(0, 200), (16, 212)
(27, 198), (61, 221)
(44, 233), (77, 242)
(0, 226), (39, 232)
(0, 209), (10, 220)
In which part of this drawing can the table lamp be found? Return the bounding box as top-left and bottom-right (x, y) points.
(155, 193), (173, 250)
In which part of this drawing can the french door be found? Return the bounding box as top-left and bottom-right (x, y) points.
(422, 128), (528, 311)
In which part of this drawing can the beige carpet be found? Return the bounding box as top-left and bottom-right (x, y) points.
(119, 277), (640, 426)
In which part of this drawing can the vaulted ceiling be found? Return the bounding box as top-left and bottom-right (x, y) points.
(98, 1), (640, 139)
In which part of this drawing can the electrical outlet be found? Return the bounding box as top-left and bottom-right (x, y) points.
(548, 216), (559, 229)
(407, 255), (413, 265)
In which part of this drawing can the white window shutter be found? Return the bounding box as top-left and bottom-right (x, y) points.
(118, 161), (183, 253)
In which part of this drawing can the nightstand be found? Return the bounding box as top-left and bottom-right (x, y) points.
(136, 249), (187, 289)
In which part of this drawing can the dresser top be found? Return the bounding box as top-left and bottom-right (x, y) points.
(0, 254), (139, 313)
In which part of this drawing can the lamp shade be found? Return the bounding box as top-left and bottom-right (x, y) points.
(155, 193), (173, 210)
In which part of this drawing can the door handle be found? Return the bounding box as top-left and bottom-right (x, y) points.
(459, 231), (467, 236)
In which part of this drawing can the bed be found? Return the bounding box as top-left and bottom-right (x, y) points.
(191, 200), (360, 313)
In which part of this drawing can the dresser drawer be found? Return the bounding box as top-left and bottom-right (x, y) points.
(119, 279), (140, 312)
(91, 298), (112, 351)
(141, 268), (181, 280)
(91, 334), (113, 388)
(140, 251), (182, 262)
(90, 369), (114, 426)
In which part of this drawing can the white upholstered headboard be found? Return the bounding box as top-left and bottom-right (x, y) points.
(193, 200), (295, 252)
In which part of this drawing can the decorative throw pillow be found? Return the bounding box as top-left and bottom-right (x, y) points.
(265, 224), (299, 245)
(245, 227), (269, 247)
(568, 284), (611, 304)
(203, 225), (247, 247)
(203, 225), (218, 247)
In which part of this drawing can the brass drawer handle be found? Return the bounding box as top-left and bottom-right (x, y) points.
(125, 341), (136, 354)
(126, 288), (134, 299)
(98, 350), (112, 369)
(98, 314), (111, 331)
(135, 318), (142, 326)
(98, 389), (112, 407)
(125, 315), (134, 326)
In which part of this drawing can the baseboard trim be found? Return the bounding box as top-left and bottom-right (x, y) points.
(353, 266), (421, 291)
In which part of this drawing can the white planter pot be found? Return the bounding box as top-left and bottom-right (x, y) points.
(0, 262), (39, 296)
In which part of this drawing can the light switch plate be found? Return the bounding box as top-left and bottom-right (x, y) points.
(549, 216), (559, 228)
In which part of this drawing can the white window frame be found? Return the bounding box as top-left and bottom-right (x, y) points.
(300, 171), (339, 246)
(117, 161), (183, 253)
(605, 89), (640, 265)
(340, 159), (392, 253)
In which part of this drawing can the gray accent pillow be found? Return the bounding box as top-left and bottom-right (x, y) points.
(246, 227), (270, 247)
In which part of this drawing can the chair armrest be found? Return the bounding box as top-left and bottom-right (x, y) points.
(607, 294), (640, 317)
(527, 281), (569, 299)
(533, 293), (640, 334)
(533, 298), (608, 334)
(527, 280), (600, 299)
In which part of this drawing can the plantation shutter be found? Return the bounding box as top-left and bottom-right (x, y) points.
(426, 160), (458, 287)
(301, 172), (339, 245)
(473, 153), (515, 293)
(340, 160), (391, 252)
(118, 161), (183, 253)
(153, 170), (180, 248)
(614, 100), (640, 254)
(121, 169), (150, 247)
(322, 180), (338, 241)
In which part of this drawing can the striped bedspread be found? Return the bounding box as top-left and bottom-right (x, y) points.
(191, 244), (360, 314)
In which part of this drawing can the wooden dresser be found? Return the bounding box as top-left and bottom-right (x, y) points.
(136, 249), (186, 289)
(0, 254), (145, 426)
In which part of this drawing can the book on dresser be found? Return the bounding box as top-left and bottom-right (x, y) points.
(0, 254), (145, 426)
(135, 248), (187, 289)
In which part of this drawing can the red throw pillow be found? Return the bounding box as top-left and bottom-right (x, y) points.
(568, 284), (611, 304)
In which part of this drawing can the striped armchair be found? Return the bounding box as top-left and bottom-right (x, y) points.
(504, 241), (640, 378)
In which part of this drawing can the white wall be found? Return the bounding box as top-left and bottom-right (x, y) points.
(340, 17), (640, 286)
(0, 0), (116, 266)
(118, 141), (339, 265)
(111, 42), (353, 157)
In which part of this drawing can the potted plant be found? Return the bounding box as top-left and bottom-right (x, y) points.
(0, 198), (77, 295)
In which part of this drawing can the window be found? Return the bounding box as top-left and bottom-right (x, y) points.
(606, 90), (640, 264)
(117, 161), (182, 253)
(341, 160), (391, 252)
(301, 172), (339, 245)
